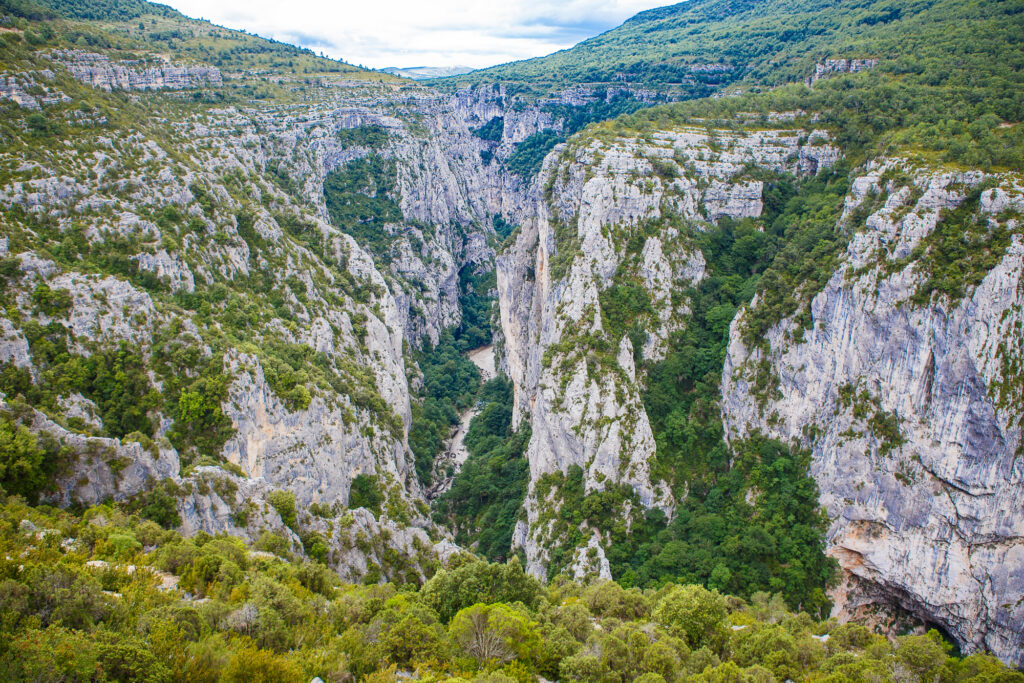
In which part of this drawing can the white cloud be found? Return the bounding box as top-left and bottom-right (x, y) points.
(161, 0), (674, 69)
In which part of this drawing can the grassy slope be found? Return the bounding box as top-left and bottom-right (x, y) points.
(1, 0), (402, 87)
(437, 0), (1018, 97)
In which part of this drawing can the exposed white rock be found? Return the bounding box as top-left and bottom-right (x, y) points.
(0, 318), (33, 372)
(133, 249), (196, 293)
(52, 50), (223, 91)
(569, 533), (613, 581)
(220, 350), (418, 508)
(57, 394), (103, 431)
(721, 163), (1024, 664)
(499, 123), (834, 577)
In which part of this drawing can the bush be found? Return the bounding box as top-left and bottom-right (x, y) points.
(220, 643), (303, 683)
(267, 490), (297, 531)
(348, 474), (383, 515)
(421, 557), (543, 623)
(654, 585), (729, 652)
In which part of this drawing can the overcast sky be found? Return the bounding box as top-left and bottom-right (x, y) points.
(161, 0), (675, 70)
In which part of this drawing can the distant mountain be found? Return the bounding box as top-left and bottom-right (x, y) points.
(435, 0), (976, 95)
(3, 0), (392, 80)
(382, 65), (475, 80)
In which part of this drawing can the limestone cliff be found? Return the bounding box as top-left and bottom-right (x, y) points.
(497, 124), (839, 577)
(721, 161), (1024, 664)
(0, 61), (515, 578)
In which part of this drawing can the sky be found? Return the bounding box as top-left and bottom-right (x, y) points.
(161, 0), (675, 70)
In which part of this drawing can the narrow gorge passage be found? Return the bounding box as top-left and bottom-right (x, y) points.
(426, 344), (496, 499)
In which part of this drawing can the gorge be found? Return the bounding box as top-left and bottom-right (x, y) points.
(0, 0), (1022, 677)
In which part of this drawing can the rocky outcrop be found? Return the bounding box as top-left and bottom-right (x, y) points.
(807, 58), (879, 85)
(51, 50), (223, 91)
(0, 70), (69, 109)
(498, 124), (839, 576)
(721, 160), (1024, 664)
(221, 348), (418, 509)
(0, 400), (181, 508)
(178, 466), (460, 583)
(257, 94), (519, 345)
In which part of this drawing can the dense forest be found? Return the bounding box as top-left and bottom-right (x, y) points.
(2, 496), (1022, 682)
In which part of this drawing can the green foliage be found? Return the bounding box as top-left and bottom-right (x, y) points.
(336, 124), (390, 149)
(618, 199), (841, 608)
(323, 154), (403, 262)
(506, 130), (561, 178)
(601, 0), (1024, 172)
(448, 0), (1024, 176)
(450, 602), (539, 664)
(457, 266), (496, 350)
(516, 178), (843, 600)
(407, 262), (496, 485)
(267, 490), (298, 531)
(408, 330), (481, 484)
(130, 479), (183, 529)
(32, 0), (173, 20)
(472, 116), (504, 142)
(152, 334), (234, 462)
(0, 411), (70, 503)
(0, 498), (1019, 681)
(897, 187), (1017, 306)
(434, 378), (530, 561)
(251, 337), (400, 437)
(420, 556), (543, 623)
(739, 169), (851, 347)
(598, 278), (653, 353)
(29, 283), (72, 317)
(3, 325), (162, 440)
(506, 93), (650, 178)
(654, 584), (729, 651)
(492, 215), (517, 239)
(348, 473), (383, 515)
(221, 643), (303, 682)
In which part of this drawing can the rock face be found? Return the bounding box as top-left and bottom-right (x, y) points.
(221, 347), (418, 508)
(176, 467), (459, 582)
(497, 124), (839, 577)
(51, 50), (223, 91)
(260, 96), (521, 345)
(807, 58), (879, 85)
(721, 160), (1024, 664)
(17, 400), (181, 508)
(0, 71), (521, 581)
(0, 70), (69, 109)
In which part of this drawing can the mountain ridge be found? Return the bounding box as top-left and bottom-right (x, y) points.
(0, 0), (1022, 676)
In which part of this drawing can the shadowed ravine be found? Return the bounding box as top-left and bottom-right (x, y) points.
(427, 344), (495, 499)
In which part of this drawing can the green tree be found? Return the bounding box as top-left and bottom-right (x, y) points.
(449, 603), (538, 665)
(421, 557), (543, 623)
(654, 585), (729, 652)
(220, 643), (303, 683)
(0, 417), (49, 501)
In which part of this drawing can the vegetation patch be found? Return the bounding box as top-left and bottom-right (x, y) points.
(323, 154), (403, 263)
(434, 378), (530, 561)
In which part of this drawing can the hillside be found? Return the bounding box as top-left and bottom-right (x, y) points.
(484, 0), (1024, 666)
(1, 0), (396, 91)
(0, 0), (1023, 678)
(439, 0), (1023, 99)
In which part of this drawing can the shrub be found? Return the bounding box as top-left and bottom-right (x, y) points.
(654, 584), (729, 652)
(348, 474), (383, 516)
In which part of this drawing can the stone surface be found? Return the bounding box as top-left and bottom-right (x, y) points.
(721, 162), (1024, 664)
(498, 124), (837, 576)
(52, 50), (223, 91)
